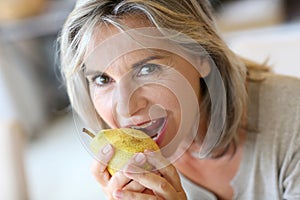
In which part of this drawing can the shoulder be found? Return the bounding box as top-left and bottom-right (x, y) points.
(259, 73), (300, 128)
(260, 74), (300, 198)
(242, 73), (300, 198)
(258, 73), (300, 115)
(261, 73), (300, 93)
(247, 73), (300, 131)
(260, 72), (300, 97)
(254, 73), (300, 159)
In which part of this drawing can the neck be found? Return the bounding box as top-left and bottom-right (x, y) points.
(174, 131), (246, 200)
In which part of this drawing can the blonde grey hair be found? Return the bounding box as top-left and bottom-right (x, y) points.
(59, 0), (259, 157)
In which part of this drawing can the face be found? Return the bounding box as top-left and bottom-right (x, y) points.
(84, 16), (203, 155)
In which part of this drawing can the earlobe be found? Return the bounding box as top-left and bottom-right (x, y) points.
(197, 57), (211, 78)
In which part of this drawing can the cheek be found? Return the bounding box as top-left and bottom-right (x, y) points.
(156, 93), (181, 149)
(155, 88), (181, 126)
(148, 86), (180, 112)
(154, 80), (199, 149)
(91, 88), (115, 127)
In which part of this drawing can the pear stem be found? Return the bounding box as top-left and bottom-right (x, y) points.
(82, 128), (95, 138)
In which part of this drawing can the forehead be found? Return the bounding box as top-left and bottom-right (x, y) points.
(84, 15), (168, 71)
(84, 29), (177, 73)
(83, 15), (200, 74)
(86, 15), (153, 56)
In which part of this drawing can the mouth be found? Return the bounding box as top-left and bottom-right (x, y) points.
(127, 117), (167, 142)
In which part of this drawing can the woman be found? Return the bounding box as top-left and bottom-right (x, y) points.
(59, 0), (300, 199)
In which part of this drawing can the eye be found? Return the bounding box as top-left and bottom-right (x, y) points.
(137, 63), (161, 77)
(92, 74), (113, 86)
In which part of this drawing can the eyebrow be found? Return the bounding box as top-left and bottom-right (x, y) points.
(132, 55), (163, 69)
(84, 67), (104, 77)
(84, 55), (164, 76)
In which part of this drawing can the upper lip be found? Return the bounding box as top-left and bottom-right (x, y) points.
(125, 117), (167, 138)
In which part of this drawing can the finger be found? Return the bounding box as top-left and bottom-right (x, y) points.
(145, 150), (183, 191)
(126, 153), (147, 167)
(91, 144), (114, 186)
(113, 189), (162, 200)
(107, 171), (132, 190)
(96, 144), (114, 170)
(123, 164), (178, 199)
(91, 160), (111, 186)
(122, 180), (146, 193)
(109, 153), (147, 192)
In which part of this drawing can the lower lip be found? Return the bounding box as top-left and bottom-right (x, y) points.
(154, 118), (167, 147)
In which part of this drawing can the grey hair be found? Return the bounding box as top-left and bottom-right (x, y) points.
(59, 0), (250, 157)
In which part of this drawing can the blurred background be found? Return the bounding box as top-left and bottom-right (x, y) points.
(0, 0), (299, 200)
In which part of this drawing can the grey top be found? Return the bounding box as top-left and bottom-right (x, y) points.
(180, 73), (300, 200)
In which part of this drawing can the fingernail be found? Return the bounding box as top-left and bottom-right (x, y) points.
(134, 153), (146, 163)
(101, 144), (112, 154)
(113, 189), (123, 199)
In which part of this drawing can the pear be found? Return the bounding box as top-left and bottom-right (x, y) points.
(84, 128), (159, 175)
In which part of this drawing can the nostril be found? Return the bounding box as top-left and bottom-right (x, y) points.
(132, 98), (148, 113)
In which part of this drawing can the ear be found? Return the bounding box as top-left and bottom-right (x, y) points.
(196, 57), (211, 78)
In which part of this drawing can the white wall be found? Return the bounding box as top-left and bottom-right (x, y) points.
(225, 22), (300, 78)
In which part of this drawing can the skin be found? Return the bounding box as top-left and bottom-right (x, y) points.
(85, 15), (245, 200)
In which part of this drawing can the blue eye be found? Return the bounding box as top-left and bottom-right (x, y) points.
(93, 74), (113, 86)
(137, 63), (161, 77)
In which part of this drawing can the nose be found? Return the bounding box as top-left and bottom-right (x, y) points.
(113, 77), (148, 119)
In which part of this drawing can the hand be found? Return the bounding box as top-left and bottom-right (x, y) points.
(113, 151), (187, 200)
(91, 144), (147, 199)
